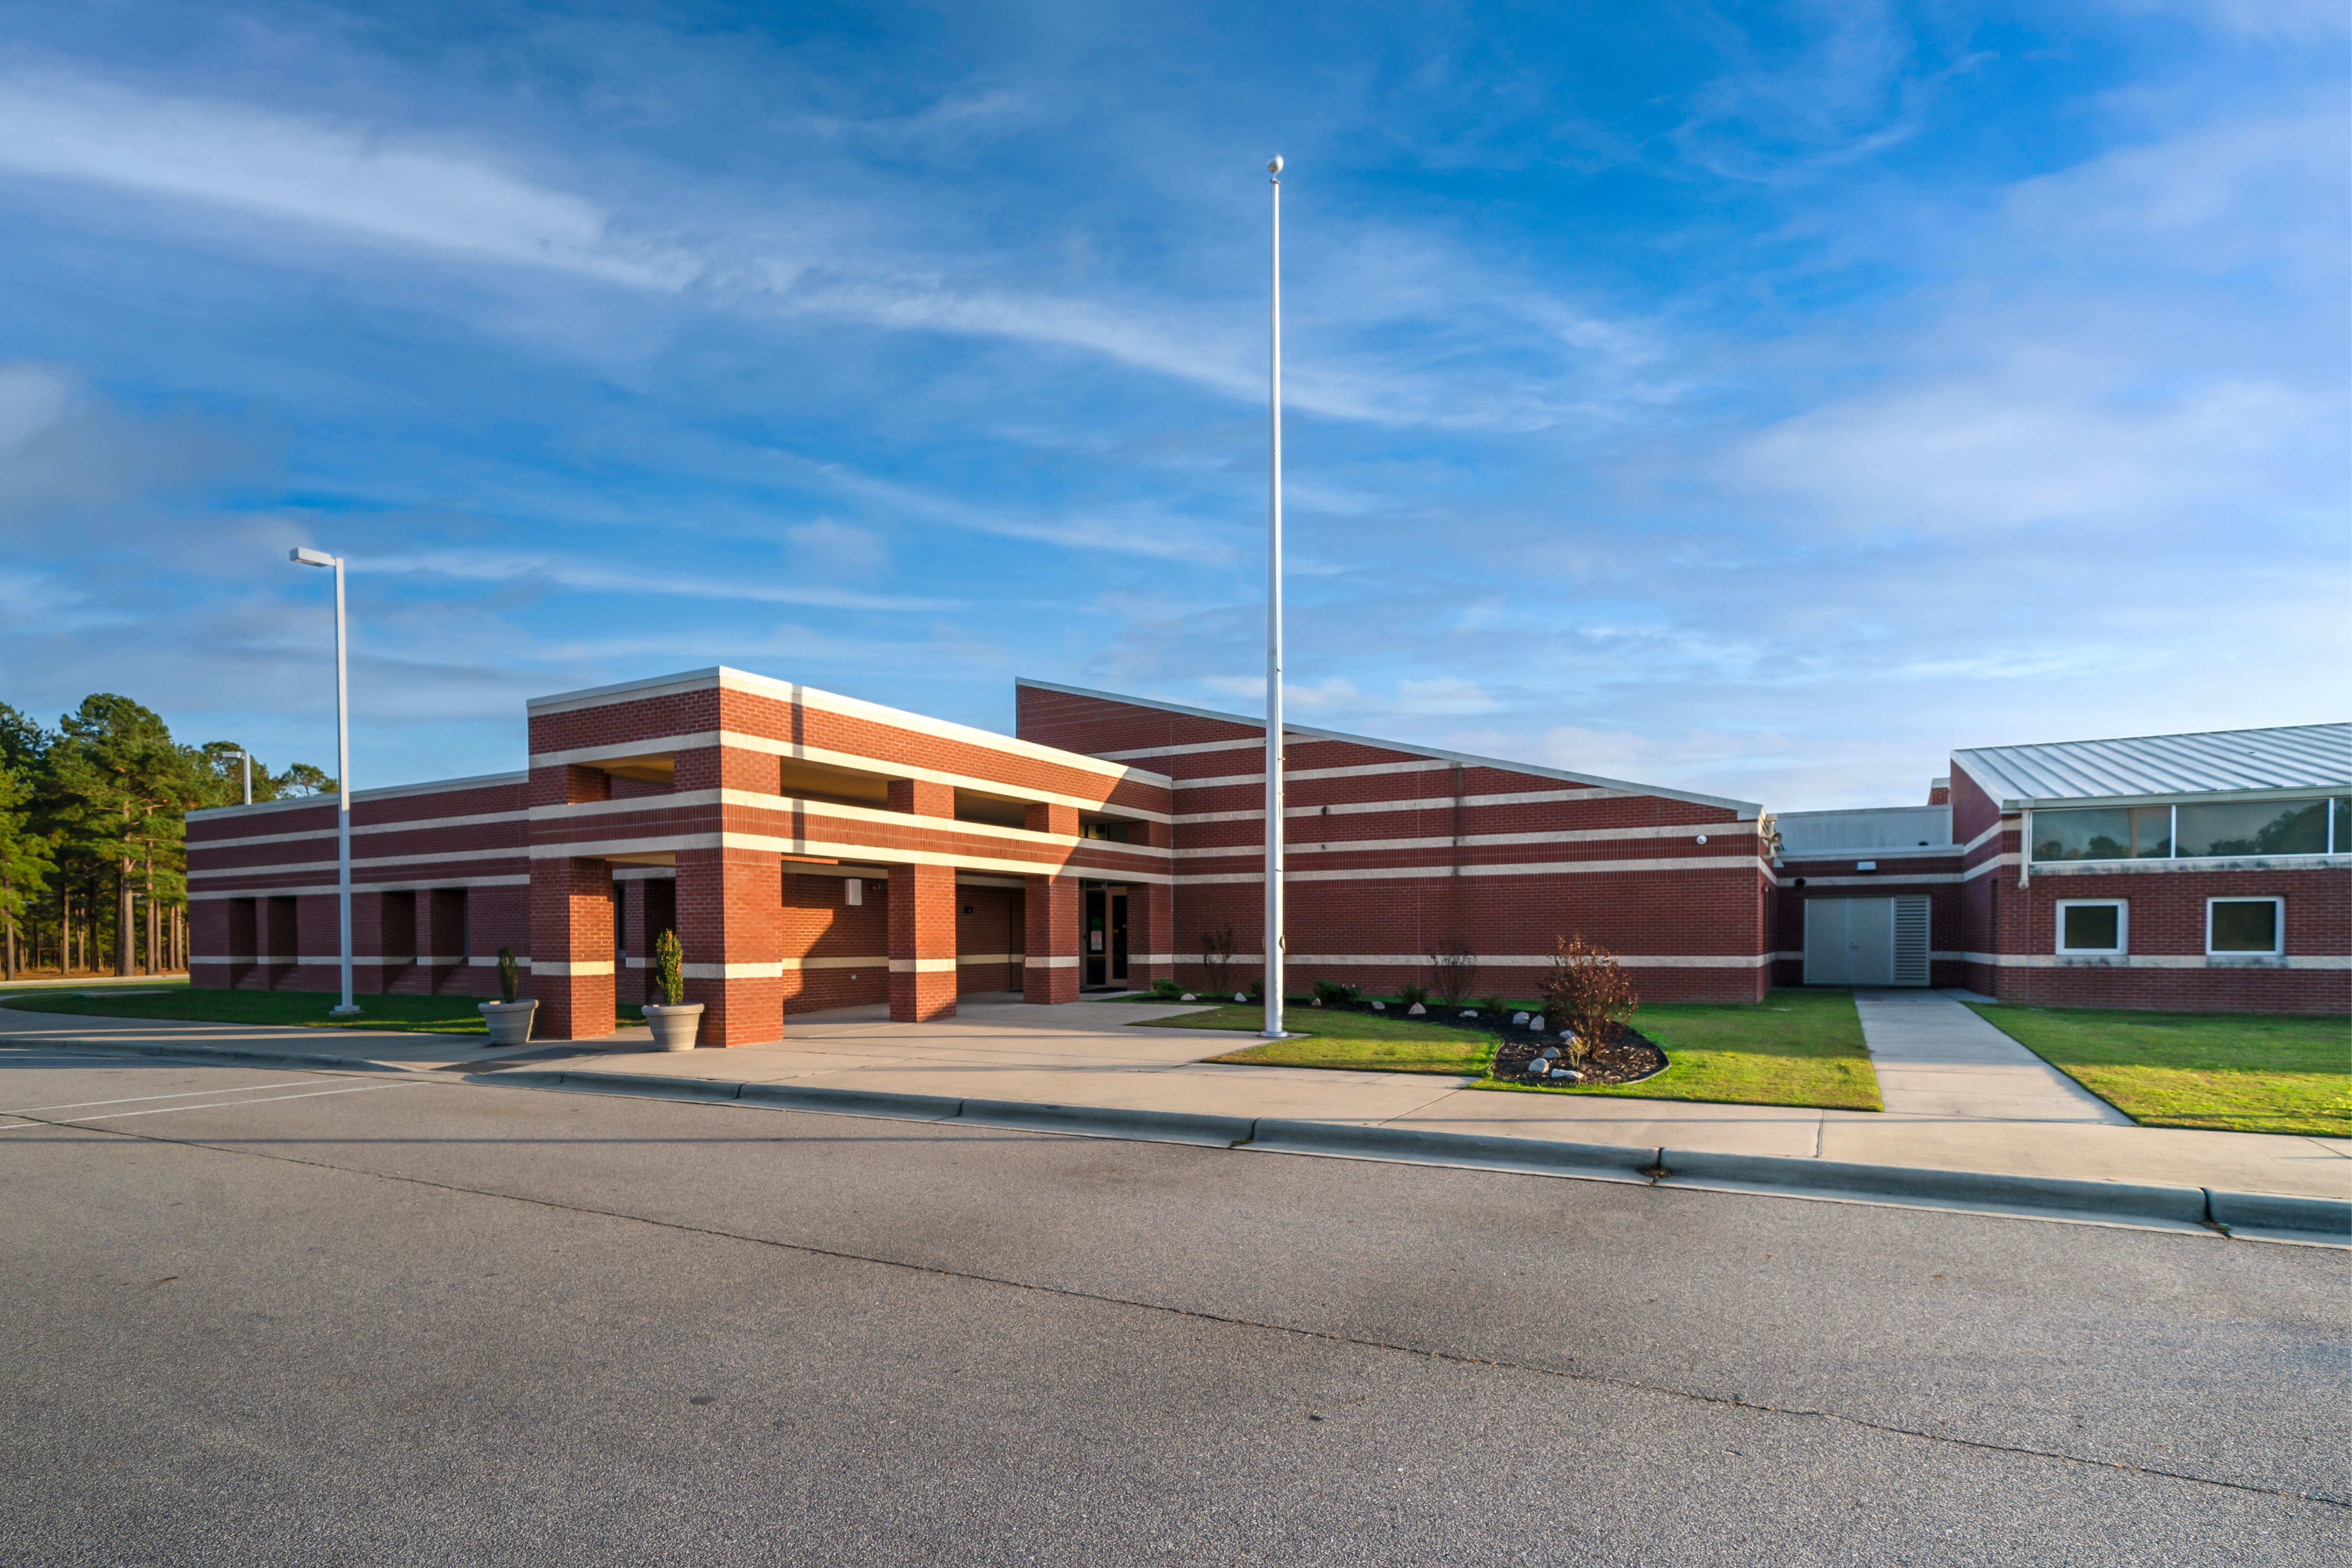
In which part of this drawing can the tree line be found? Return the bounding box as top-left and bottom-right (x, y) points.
(0, 695), (334, 982)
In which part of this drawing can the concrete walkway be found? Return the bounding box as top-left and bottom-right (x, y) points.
(3, 991), (2345, 1201)
(1856, 990), (2130, 1124)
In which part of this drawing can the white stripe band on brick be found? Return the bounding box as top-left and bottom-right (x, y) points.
(887, 958), (958, 973)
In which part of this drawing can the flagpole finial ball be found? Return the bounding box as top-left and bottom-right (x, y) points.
(1267, 156), (1283, 174)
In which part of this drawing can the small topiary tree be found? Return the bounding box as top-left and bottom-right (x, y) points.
(496, 946), (521, 1005)
(1151, 976), (1182, 999)
(1542, 934), (1638, 1065)
(654, 928), (685, 1008)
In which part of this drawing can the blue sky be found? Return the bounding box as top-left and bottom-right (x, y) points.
(1, 0), (2343, 808)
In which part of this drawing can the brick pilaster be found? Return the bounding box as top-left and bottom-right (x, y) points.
(1023, 871), (1081, 1004)
(889, 862), (958, 1021)
(530, 858), (616, 1040)
(1129, 878), (1175, 988)
(676, 847), (782, 1045)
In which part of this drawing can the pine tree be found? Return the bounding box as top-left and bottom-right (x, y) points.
(0, 763), (54, 981)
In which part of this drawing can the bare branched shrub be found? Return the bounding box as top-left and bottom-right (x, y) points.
(1198, 925), (1235, 994)
(1541, 934), (1639, 1065)
(1427, 940), (1479, 1004)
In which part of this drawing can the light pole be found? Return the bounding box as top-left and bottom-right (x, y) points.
(288, 547), (359, 1017)
(1262, 155), (1288, 1040)
(226, 750), (252, 806)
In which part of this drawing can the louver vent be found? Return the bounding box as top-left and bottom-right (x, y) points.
(1894, 896), (1931, 986)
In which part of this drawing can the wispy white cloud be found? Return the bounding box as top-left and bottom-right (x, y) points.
(358, 548), (962, 612)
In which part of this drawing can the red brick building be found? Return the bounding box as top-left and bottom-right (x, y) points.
(185, 670), (2348, 1040)
(1947, 726), (2349, 1014)
(186, 668), (1776, 1041)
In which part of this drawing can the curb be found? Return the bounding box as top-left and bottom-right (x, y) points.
(33, 1042), (2343, 1244)
(958, 1098), (1256, 1147)
(492, 1067), (2351, 1241)
(1250, 1118), (1658, 1183)
(1654, 1148), (2215, 1228)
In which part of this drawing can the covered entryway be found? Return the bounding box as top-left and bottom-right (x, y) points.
(1805, 896), (1930, 986)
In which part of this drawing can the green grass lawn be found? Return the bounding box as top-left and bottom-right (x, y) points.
(0, 982), (646, 1038)
(1967, 1005), (2351, 1138)
(1135, 1003), (1498, 1075)
(1472, 987), (1882, 1111)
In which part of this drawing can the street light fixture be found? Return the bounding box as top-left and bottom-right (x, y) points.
(288, 546), (359, 1017)
(224, 750), (252, 806)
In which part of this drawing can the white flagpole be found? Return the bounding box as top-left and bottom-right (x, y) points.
(1263, 155), (1286, 1040)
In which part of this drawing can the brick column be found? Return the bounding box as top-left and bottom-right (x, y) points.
(1129, 877), (1175, 989)
(618, 876), (648, 1005)
(675, 847), (782, 1046)
(530, 858), (616, 1040)
(889, 863), (958, 1021)
(1022, 801), (1081, 1005)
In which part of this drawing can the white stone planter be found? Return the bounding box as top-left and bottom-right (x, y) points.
(479, 1000), (537, 1046)
(644, 1002), (704, 1051)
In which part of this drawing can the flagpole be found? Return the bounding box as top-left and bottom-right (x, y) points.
(1263, 155), (1287, 1040)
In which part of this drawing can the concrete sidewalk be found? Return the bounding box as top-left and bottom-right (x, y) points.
(4, 991), (2345, 1201)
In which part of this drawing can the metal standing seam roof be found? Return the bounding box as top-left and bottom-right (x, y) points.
(1952, 723), (2352, 807)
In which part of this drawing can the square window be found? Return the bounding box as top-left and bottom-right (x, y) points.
(2207, 898), (2283, 955)
(2056, 901), (2126, 955)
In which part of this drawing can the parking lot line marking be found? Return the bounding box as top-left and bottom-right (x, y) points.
(0, 1082), (420, 1129)
(1, 1082), (322, 1116)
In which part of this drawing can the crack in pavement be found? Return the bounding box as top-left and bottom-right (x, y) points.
(8, 1104), (2346, 1512)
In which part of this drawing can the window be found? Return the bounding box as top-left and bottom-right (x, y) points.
(1081, 819), (1130, 843)
(2056, 900), (2127, 955)
(2032, 798), (2346, 863)
(2207, 898), (2284, 956)
(2032, 805), (2171, 862)
(2176, 799), (2327, 858)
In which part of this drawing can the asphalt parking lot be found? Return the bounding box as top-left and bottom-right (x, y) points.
(3, 1045), (2346, 1565)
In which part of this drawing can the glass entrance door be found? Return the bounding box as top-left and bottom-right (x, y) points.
(1082, 886), (1131, 989)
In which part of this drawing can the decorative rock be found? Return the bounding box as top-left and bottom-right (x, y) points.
(1407, 1003), (1426, 1016)
(1560, 1029), (1576, 1041)
(1460, 1009), (1477, 1018)
(1233, 992), (1247, 1003)
(1529, 1014), (1546, 1032)
(1371, 1000), (1386, 1011)
(1540, 1046), (1559, 1060)
(1550, 1067), (1581, 1081)
(1179, 993), (1196, 1002)
(1511, 1012), (1529, 1026)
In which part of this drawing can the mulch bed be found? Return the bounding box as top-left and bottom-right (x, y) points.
(1489, 1024), (1667, 1087)
(1277, 995), (1669, 1087)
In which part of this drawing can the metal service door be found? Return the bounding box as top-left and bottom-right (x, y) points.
(1806, 898), (1897, 986)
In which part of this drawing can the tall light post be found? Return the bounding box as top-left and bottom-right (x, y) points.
(288, 547), (360, 1017)
(1262, 155), (1288, 1040)
(226, 749), (253, 806)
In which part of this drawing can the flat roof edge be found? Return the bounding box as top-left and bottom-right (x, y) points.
(1016, 678), (1764, 818)
(186, 771), (528, 821)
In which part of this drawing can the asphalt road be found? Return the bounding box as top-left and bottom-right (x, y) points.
(2, 1046), (2345, 1566)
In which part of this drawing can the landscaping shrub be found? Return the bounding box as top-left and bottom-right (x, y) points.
(1542, 934), (1638, 1063)
(1427, 941), (1479, 1004)
(1198, 925), (1236, 995)
(1479, 994), (1506, 1016)
(1150, 976), (1182, 999)
(1311, 977), (1359, 1006)
(1246, 976), (1265, 1003)
(1398, 982), (1431, 1007)
(496, 946), (521, 1005)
